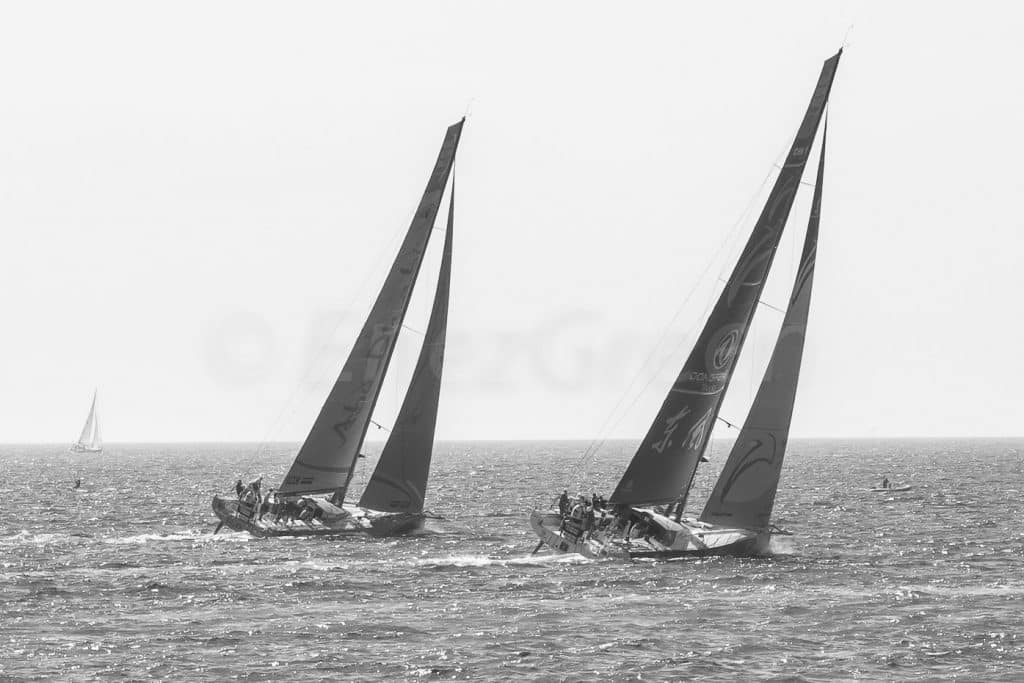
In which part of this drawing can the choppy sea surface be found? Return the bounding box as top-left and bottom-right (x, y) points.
(2, 439), (1023, 681)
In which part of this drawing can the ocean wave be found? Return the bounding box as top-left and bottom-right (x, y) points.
(410, 553), (591, 569)
(102, 530), (223, 545)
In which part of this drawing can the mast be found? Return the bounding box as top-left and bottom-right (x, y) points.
(279, 119), (464, 498)
(700, 122), (827, 529)
(609, 50), (841, 507)
(359, 177), (454, 513)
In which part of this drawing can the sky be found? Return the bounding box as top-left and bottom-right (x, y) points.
(1, 1), (1022, 443)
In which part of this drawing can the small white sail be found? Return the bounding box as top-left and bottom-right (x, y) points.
(72, 390), (102, 453)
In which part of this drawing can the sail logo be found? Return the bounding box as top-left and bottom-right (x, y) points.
(683, 408), (714, 452)
(716, 434), (779, 506)
(712, 330), (741, 370)
(650, 406), (714, 456)
(651, 406), (691, 454)
(365, 324), (396, 380)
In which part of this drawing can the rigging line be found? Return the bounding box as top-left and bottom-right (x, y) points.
(771, 165), (817, 188)
(249, 180), (438, 464)
(558, 153), (787, 493)
(715, 277), (785, 314)
(559, 161), (798, 499)
(568, 267), (721, 485)
(561, 226), (740, 484)
(708, 134), (796, 281)
(258, 155), (460, 464)
(842, 23), (855, 49)
(402, 324), (425, 336)
(566, 156), (782, 476)
(553, 130), (800, 500)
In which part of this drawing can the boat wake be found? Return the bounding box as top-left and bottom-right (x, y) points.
(0, 530), (75, 547)
(767, 535), (798, 555)
(412, 553), (591, 569)
(103, 530), (241, 545)
(406, 519), (450, 535)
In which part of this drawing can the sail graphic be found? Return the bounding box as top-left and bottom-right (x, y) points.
(700, 124), (827, 529)
(73, 390), (102, 452)
(609, 50), (841, 506)
(359, 180), (454, 513)
(279, 119), (464, 498)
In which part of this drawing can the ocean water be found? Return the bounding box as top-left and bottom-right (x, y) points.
(2, 438), (1023, 681)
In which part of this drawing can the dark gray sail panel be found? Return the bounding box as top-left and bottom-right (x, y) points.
(359, 182), (454, 513)
(279, 119), (464, 497)
(609, 51), (841, 506)
(700, 124), (827, 529)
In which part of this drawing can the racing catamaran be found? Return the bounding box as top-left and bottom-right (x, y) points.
(213, 119), (463, 537)
(531, 50), (841, 558)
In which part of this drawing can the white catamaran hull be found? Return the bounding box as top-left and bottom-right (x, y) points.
(212, 496), (428, 538)
(70, 445), (102, 454)
(530, 509), (770, 560)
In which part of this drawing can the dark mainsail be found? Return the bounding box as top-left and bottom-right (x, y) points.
(279, 119), (464, 498)
(609, 50), (841, 506)
(359, 181), (454, 513)
(700, 123), (827, 529)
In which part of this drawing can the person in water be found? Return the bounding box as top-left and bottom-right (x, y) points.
(234, 479), (244, 497)
(73, 478), (81, 490)
(881, 477), (890, 489)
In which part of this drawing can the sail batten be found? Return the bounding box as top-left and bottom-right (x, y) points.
(278, 120), (464, 498)
(359, 177), (454, 513)
(700, 122), (827, 529)
(608, 50), (841, 507)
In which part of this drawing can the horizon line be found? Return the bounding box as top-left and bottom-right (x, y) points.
(4, 435), (1024, 447)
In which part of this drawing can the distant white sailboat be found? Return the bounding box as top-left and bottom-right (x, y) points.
(71, 390), (102, 454)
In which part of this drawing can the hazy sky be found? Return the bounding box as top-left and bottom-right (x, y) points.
(2, 1), (1021, 443)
